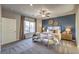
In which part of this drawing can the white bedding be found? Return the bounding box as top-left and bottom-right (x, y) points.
(33, 32), (61, 45)
(40, 32), (61, 45)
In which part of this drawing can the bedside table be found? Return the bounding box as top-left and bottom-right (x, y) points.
(61, 33), (72, 40)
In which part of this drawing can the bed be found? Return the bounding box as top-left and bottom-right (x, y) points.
(32, 32), (61, 46)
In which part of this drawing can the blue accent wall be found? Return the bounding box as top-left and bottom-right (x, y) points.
(42, 14), (75, 39)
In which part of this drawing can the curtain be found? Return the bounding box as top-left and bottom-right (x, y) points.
(19, 16), (25, 40)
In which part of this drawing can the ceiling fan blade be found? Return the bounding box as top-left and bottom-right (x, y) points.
(45, 13), (50, 16)
(46, 13), (50, 15)
(46, 15), (50, 17)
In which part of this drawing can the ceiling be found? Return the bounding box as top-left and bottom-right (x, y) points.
(2, 4), (75, 19)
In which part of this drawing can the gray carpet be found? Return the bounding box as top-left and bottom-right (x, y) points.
(1, 38), (79, 54)
(1, 38), (58, 54)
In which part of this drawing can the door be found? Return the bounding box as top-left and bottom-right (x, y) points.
(2, 17), (16, 45)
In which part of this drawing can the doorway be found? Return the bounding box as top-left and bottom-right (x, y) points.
(2, 17), (16, 45)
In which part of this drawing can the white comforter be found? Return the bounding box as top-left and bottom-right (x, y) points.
(40, 32), (61, 44)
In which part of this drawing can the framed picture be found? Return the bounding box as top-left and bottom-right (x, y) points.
(48, 20), (54, 25)
(53, 20), (59, 26)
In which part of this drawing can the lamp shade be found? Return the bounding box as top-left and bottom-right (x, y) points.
(65, 26), (71, 34)
(66, 28), (71, 32)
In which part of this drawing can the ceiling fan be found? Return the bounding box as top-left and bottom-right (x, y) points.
(38, 8), (51, 17)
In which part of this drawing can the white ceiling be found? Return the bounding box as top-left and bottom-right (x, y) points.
(2, 4), (75, 19)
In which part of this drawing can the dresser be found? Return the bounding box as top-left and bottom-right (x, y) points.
(61, 32), (72, 40)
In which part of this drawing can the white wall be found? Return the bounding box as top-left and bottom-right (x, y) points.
(36, 18), (42, 32)
(2, 8), (21, 42)
(0, 5), (1, 53)
(76, 6), (79, 47)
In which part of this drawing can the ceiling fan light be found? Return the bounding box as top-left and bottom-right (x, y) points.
(42, 15), (45, 17)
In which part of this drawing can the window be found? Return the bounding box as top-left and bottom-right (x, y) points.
(24, 18), (35, 34)
(30, 22), (35, 32)
(24, 21), (30, 33)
